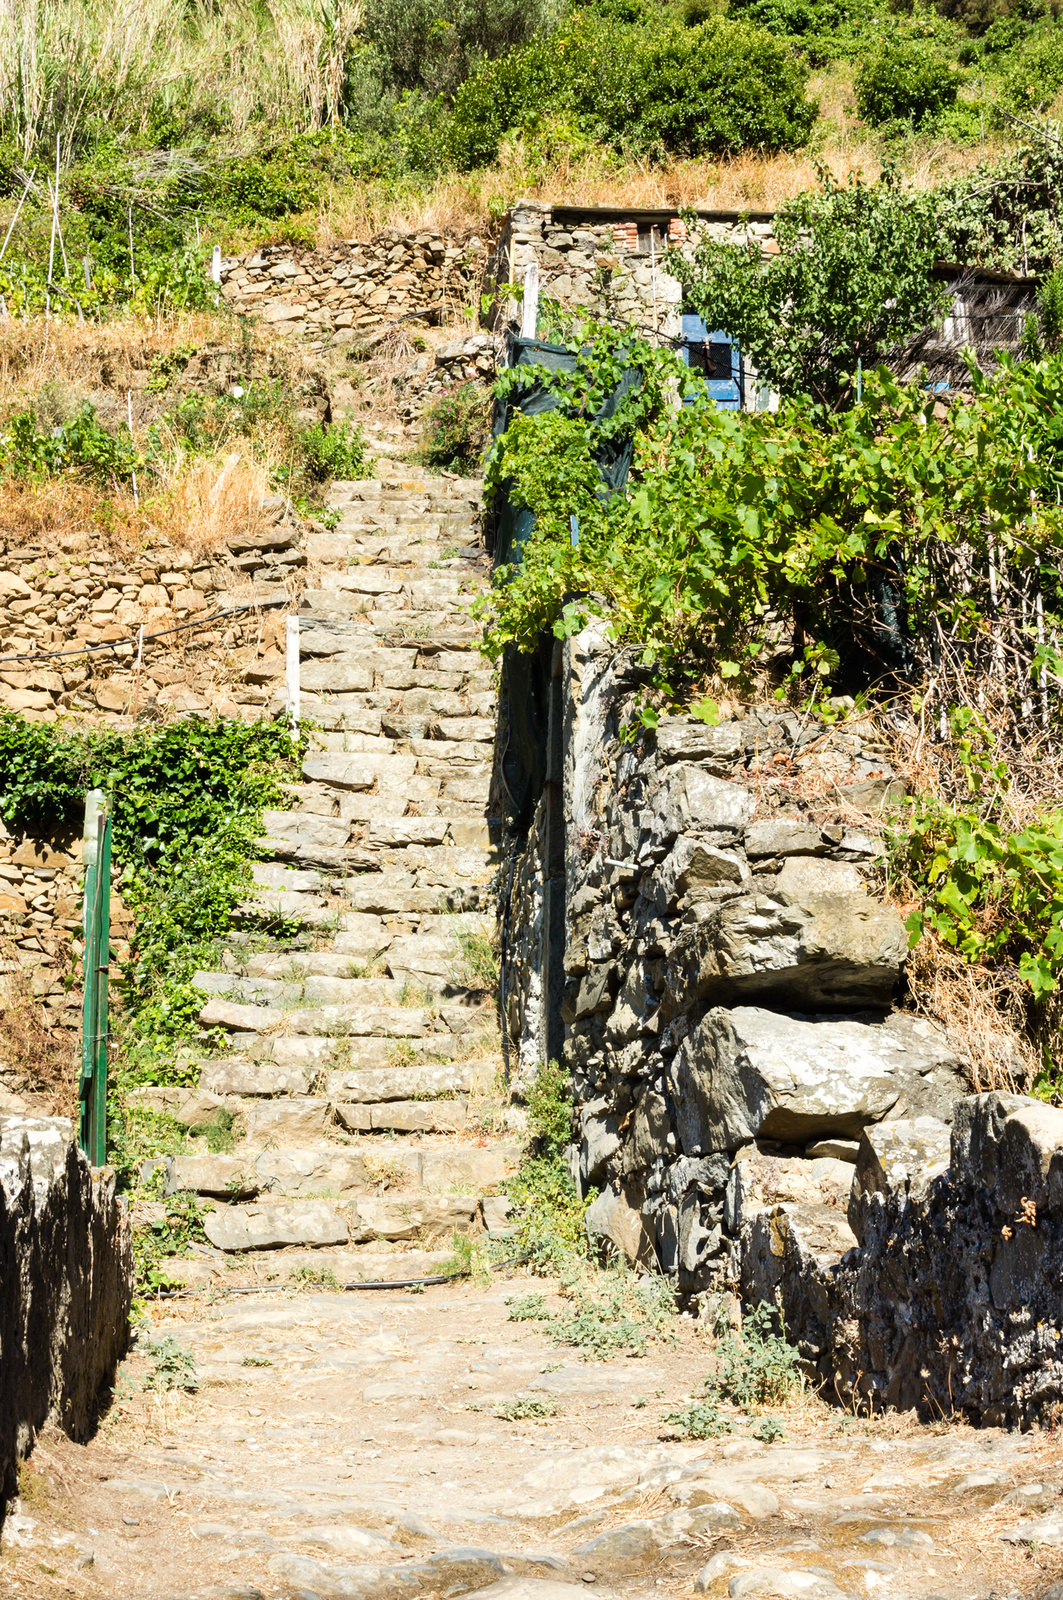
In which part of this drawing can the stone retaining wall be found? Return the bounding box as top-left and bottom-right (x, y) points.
(218, 232), (489, 350)
(0, 500), (307, 723)
(0, 1112), (131, 1509)
(502, 627), (1063, 1422)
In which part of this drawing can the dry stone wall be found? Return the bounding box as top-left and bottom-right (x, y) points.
(0, 1111), (131, 1508)
(502, 626), (1063, 1423)
(0, 500), (308, 722)
(219, 232), (489, 349)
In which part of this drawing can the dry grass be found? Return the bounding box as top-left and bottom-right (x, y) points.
(0, 310), (323, 556)
(0, 938), (78, 1117)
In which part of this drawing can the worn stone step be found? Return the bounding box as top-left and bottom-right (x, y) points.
(199, 1057), (497, 1100)
(193, 971), (414, 1009)
(325, 1060), (496, 1102)
(199, 1191), (484, 1251)
(232, 890), (336, 928)
(301, 753), (417, 789)
(335, 1098), (469, 1133)
(198, 995), (435, 1036)
(169, 1147), (369, 1199)
(205, 1031), (467, 1070)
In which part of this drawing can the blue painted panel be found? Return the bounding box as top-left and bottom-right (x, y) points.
(679, 313), (742, 410)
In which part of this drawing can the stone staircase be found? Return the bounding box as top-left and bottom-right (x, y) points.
(145, 469), (519, 1285)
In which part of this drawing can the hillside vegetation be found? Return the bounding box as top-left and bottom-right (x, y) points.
(0, 0), (1060, 315)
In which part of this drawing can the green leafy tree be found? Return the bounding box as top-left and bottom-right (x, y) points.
(448, 12), (816, 169)
(855, 41), (960, 130)
(669, 174), (948, 409)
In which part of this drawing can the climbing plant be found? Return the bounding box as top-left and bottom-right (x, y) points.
(0, 713), (306, 1043)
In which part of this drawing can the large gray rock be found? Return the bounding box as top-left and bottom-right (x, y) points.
(666, 883), (907, 1011)
(654, 718), (743, 766)
(670, 1006), (965, 1154)
(847, 1115), (951, 1242)
(642, 763), (753, 850)
(203, 1200), (349, 1251)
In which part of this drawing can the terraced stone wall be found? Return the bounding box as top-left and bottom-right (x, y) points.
(503, 626), (1063, 1422)
(0, 1111), (132, 1511)
(218, 232), (490, 349)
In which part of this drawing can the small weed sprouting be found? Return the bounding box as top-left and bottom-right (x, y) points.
(549, 1261), (676, 1361)
(662, 1397), (734, 1440)
(241, 1355), (274, 1367)
(289, 1265), (342, 1290)
(504, 1058), (589, 1265)
(494, 1395), (558, 1421)
(143, 1336), (198, 1392)
(187, 1105), (240, 1153)
(457, 925), (499, 991)
(507, 1292), (549, 1322)
(132, 1191), (211, 1294)
(751, 1416), (787, 1442)
(712, 1302), (803, 1411)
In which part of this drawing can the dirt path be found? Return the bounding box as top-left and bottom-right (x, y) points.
(5, 1271), (1063, 1600)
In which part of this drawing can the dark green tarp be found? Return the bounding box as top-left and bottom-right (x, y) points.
(491, 332), (638, 831)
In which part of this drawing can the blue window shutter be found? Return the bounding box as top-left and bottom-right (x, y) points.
(679, 315), (742, 410)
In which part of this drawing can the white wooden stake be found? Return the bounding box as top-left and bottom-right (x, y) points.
(286, 615), (300, 738)
(520, 262), (539, 341)
(0, 169), (35, 265)
(211, 245), (222, 286)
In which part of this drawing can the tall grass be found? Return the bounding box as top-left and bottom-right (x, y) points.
(0, 0), (363, 164)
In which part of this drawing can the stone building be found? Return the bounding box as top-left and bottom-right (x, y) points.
(484, 198), (1040, 404)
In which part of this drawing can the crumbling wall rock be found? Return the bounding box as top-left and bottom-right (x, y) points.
(0, 1111), (132, 1507)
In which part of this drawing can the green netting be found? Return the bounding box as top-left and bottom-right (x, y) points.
(492, 333), (638, 830)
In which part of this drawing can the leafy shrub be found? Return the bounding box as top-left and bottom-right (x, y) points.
(298, 419), (373, 483)
(420, 382), (490, 473)
(504, 1058), (591, 1262)
(0, 403), (140, 485)
(143, 1336), (199, 1391)
(365, 0), (555, 96)
(662, 1397), (734, 1437)
(508, 1291), (550, 1320)
(447, 13), (816, 168)
(0, 714), (303, 1041)
(549, 1262), (675, 1358)
(712, 1303), (803, 1409)
(494, 1394), (558, 1419)
(670, 173), (946, 408)
(999, 26), (1063, 112)
(855, 40), (960, 130)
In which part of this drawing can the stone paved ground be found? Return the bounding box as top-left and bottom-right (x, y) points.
(5, 1274), (1063, 1600)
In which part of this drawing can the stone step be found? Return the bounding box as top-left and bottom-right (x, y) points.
(193, 971), (415, 1009)
(200, 1192), (484, 1251)
(232, 890), (337, 928)
(200, 1057), (498, 1100)
(207, 1032), (472, 1069)
(198, 995), (435, 1036)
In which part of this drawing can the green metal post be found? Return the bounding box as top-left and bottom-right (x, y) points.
(80, 790), (110, 1168)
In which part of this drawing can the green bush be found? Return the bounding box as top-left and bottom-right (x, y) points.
(0, 403), (140, 485)
(999, 25), (1063, 112)
(298, 419), (374, 483)
(420, 381), (490, 473)
(447, 12), (816, 168)
(855, 40), (960, 130)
